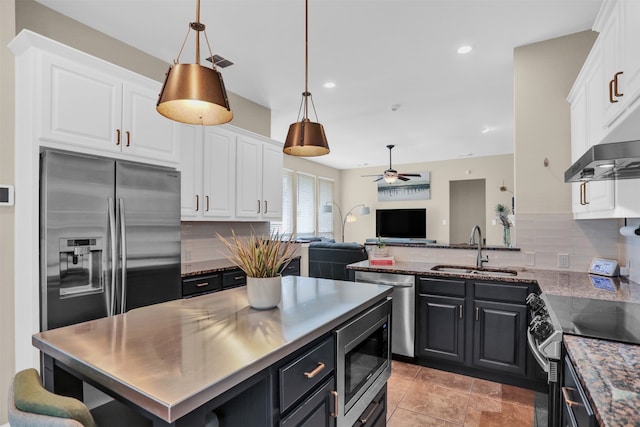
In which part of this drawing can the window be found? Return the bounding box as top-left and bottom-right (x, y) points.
(317, 178), (334, 239)
(296, 172), (315, 238)
(271, 169), (294, 237)
(276, 170), (335, 240)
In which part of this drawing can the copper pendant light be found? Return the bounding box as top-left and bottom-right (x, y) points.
(157, 0), (233, 126)
(283, 0), (330, 157)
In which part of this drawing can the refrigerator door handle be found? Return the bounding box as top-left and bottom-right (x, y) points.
(119, 198), (127, 314)
(108, 198), (117, 317)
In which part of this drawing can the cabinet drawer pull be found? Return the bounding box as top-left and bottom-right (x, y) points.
(562, 387), (583, 408)
(330, 390), (339, 417)
(205, 195), (210, 212)
(264, 200), (268, 214)
(581, 182), (589, 205)
(195, 195), (200, 212)
(475, 306), (479, 321)
(116, 129), (121, 145)
(257, 199), (261, 214)
(126, 130), (131, 147)
(359, 401), (379, 424)
(304, 362), (325, 378)
(609, 79), (618, 103)
(195, 282), (209, 288)
(234, 276), (244, 280)
(614, 71), (624, 97)
(459, 304), (463, 319)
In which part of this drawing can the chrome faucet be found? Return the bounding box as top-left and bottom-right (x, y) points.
(469, 225), (489, 268)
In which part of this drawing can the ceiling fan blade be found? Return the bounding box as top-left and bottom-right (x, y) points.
(373, 177), (383, 182)
(361, 174), (382, 177)
(398, 176), (410, 181)
(398, 173), (422, 177)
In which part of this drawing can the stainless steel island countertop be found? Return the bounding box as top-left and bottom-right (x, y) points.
(32, 276), (392, 423)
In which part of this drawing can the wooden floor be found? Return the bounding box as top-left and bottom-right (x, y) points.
(387, 361), (535, 426)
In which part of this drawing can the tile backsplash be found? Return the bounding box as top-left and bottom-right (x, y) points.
(181, 221), (270, 263)
(390, 212), (628, 274)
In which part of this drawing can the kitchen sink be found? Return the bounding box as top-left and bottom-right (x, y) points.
(431, 265), (518, 277)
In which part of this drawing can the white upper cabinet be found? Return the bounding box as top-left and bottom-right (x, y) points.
(121, 81), (179, 164)
(202, 127), (236, 219)
(180, 125), (283, 222)
(594, 0), (640, 140)
(35, 37), (178, 166)
(235, 134), (283, 220)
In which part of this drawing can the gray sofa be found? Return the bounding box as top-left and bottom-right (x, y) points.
(308, 242), (368, 281)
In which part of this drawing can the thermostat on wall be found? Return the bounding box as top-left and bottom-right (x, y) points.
(0, 185), (14, 206)
(588, 258), (619, 277)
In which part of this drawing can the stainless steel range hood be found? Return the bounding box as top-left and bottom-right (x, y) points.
(564, 140), (640, 182)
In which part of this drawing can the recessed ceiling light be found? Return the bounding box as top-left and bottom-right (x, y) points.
(457, 45), (473, 55)
(323, 81), (336, 89)
(481, 126), (493, 134)
(458, 153), (473, 157)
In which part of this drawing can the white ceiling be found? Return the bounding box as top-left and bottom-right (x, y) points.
(35, 0), (601, 171)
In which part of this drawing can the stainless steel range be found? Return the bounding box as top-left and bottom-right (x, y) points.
(526, 291), (640, 427)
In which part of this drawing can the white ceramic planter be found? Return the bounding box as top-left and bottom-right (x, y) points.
(246, 276), (282, 309)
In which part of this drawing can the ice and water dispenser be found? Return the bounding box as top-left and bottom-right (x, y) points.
(58, 237), (103, 297)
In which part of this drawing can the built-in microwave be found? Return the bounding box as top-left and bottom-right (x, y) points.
(334, 298), (391, 427)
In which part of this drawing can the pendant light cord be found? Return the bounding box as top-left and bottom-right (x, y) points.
(304, 0), (309, 120)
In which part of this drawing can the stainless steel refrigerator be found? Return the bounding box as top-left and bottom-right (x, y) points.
(40, 149), (181, 331)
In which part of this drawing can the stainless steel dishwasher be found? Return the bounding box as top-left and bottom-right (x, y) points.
(355, 271), (415, 357)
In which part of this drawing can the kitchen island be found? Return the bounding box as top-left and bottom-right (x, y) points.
(32, 276), (393, 426)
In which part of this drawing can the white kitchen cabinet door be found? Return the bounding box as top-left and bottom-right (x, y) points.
(235, 134), (283, 220)
(179, 125), (202, 218)
(40, 52), (122, 152)
(121, 81), (179, 164)
(202, 127), (235, 219)
(261, 142), (283, 219)
(39, 46), (178, 166)
(621, 0), (640, 112)
(235, 135), (263, 219)
(600, 1), (625, 128)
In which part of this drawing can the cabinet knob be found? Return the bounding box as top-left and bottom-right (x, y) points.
(613, 71), (624, 98)
(562, 387), (583, 408)
(609, 79), (618, 103)
(359, 401), (380, 424)
(303, 362), (325, 378)
(330, 391), (339, 418)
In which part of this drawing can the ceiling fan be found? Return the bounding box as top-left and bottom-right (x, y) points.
(362, 145), (421, 183)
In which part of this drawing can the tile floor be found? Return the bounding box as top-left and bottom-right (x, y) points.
(387, 361), (535, 427)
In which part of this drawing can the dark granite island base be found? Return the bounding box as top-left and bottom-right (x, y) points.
(33, 276), (393, 426)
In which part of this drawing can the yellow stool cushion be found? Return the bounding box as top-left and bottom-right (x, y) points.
(13, 369), (97, 427)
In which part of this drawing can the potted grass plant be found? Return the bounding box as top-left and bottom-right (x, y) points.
(217, 230), (296, 309)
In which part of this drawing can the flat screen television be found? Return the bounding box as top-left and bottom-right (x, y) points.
(375, 208), (426, 239)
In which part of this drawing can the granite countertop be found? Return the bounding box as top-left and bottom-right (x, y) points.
(563, 335), (640, 427)
(347, 260), (640, 303)
(182, 256), (302, 278)
(33, 276), (392, 423)
(181, 259), (241, 277)
(363, 241), (520, 251)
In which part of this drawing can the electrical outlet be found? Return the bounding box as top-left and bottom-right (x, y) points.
(558, 254), (570, 268)
(525, 252), (535, 266)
